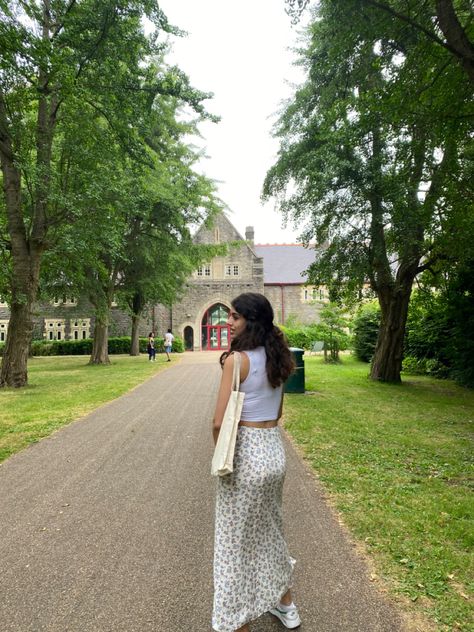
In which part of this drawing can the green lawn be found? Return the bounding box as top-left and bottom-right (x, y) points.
(283, 355), (474, 631)
(0, 354), (174, 463)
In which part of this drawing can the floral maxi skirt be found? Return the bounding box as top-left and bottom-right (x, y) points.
(212, 426), (295, 632)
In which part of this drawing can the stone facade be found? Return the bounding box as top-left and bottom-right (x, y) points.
(155, 212), (264, 351)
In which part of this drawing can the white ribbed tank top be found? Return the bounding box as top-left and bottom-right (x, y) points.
(239, 347), (282, 422)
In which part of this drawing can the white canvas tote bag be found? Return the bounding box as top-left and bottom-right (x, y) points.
(211, 352), (245, 477)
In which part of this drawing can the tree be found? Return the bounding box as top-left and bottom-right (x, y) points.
(41, 84), (223, 364)
(285, 0), (474, 85)
(317, 303), (351, 363)
(0, 0), (173, 385)
(265, 0), (473, 382)
(118, 94), (224, 356)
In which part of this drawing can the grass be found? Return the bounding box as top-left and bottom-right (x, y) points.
(283, 354), (474, 631)
(0, 354), (174, 463)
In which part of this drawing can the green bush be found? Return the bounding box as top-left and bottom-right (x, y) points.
(279, 326), (312, 350)
(402, 356), (450, 379)
(1, 335), (185, 357)
(31, 339), (93, 355)
(352, 301), (380, 363)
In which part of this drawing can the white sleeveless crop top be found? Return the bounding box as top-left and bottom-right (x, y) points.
(239, 347), (283, 422)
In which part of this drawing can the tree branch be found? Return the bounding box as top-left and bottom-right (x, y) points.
(362, 0), (458, 55)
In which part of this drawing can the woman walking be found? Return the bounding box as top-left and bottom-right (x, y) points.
(147, 332), (155, 362)
(212, 293), (301, 632)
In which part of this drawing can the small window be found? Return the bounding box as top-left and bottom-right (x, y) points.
(69, 318), (90, 340)
(197, 264), (211, 277)
(225, 264), (239, 277)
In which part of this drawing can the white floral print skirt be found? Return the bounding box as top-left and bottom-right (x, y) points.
(212, 426), (295, 632)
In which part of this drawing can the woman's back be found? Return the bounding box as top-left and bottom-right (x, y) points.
(240, 347), (282, 422)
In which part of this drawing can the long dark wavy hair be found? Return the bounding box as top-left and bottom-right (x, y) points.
(220, 293), (294, 387)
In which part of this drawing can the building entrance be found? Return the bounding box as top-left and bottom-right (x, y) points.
(201, 304), (230, 350)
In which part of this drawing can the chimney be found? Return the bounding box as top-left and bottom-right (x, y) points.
(245, 226), (254, 244)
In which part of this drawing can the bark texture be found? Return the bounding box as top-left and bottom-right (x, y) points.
(130, 315), (141, 356)
(89, 319), (110, 365)
(370, 281), (413, 383)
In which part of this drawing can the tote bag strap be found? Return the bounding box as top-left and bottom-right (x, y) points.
(232, 351), (241, 391)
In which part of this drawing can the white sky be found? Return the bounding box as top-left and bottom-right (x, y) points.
(157, 0), (307, 244)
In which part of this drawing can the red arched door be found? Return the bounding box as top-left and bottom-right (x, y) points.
(201, 304), (230, 350)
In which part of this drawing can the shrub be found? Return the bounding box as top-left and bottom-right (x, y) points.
(1, 335), (185, 358)
(279, 326), (312, 350)
(352, 301), (380, 363)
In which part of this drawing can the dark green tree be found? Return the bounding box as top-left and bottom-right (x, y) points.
(285, 0), (474, 85)
(265, 0), (473, 382)
(0, 0), (173, 385)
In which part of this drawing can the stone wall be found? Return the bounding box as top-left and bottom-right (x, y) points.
(264, 284), (325, 326)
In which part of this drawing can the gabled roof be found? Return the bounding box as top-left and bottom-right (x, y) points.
(193, 212), (259, 259)
(254, 244), (317, 284)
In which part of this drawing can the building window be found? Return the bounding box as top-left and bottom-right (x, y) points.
(197, 264), (211, 277)
(0, 320), (9, 342)
(225, 264), (239, 277)
(52, 296), (77, 306)
(214, 228), (220, 243)
(302, 286), (328, 303)
(44, 319), (65, 341)
(70, 318), (90, 340)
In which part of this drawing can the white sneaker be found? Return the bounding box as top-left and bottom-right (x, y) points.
(269, 604), (301, 629)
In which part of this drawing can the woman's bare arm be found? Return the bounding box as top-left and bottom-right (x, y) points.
(212, 354), (235, 445)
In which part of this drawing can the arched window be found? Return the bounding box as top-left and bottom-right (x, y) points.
(201, 304), (230, 350)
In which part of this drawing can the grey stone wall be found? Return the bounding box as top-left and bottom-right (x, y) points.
(264, 284), (324, 326)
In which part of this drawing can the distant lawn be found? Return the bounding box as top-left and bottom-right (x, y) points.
(0, 354), (175, 463)
(283, 355), (473, 631)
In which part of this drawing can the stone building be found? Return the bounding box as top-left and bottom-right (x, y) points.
(0, 212), (325, 351)
(153, 212), (324, 351)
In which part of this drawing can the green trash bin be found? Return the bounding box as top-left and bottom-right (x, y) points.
(285, 347), (305, 393)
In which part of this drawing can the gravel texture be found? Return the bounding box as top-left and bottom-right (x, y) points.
(0, 352), (406, 632)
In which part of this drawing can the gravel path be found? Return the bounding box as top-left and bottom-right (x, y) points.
(0, 352), (407, 632)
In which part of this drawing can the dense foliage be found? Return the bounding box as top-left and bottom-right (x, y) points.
(266, 0), (474, 383)
(352, 302), (380, 363)
(0, 1), (220, 383)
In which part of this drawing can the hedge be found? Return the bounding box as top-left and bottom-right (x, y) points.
(0, 336), (184, 357)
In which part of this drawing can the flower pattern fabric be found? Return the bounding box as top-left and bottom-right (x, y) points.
(212, 426), (295, 632)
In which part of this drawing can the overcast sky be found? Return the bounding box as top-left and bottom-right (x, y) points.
(157, 0), (307, 244)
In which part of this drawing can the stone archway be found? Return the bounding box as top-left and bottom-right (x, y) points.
(201, 304), (230, 351)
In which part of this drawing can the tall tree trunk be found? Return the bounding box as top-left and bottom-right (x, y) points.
(0, 101), (43, 387)
(0, 5), (55, 387)
(370, 280), (413, 383)
(130, 314), (141, 356)
(129, 291), (145, 356)
(0, 297), (35, 387)
(89, 317), (110, 365)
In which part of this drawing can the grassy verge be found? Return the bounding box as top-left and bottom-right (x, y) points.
(0, 354), (174, 463)
(284, 355), (473, 632)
